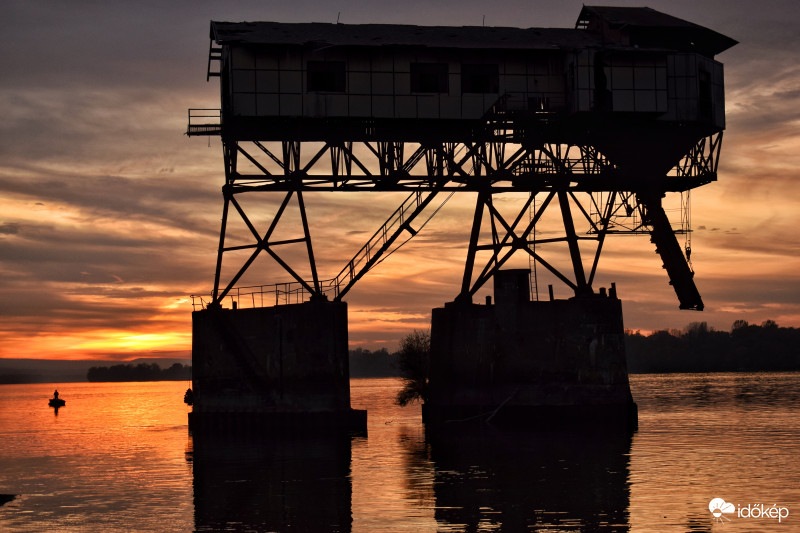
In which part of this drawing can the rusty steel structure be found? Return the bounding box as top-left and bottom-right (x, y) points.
(188, 6), (736, 312)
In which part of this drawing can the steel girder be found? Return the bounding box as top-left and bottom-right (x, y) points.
(203, 132), (721, 309)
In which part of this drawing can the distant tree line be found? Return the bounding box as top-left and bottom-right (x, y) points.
(349, 347), (398, 377)
(87, 363), (192, 382)
(81, 320), (797, 382)
(348, 332), (429, 405)
(625, 320), (800, 373)
(349, 320), (800, 383)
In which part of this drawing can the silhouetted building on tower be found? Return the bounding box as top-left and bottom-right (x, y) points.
(186, 6), (736, 429)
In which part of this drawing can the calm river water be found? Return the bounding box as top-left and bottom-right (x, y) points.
(0, 373), (798, 532)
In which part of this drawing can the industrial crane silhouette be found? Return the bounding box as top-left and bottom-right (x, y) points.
(186, 6), (735, 431)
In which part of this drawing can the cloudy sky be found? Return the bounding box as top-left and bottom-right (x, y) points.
(1, 0), (799, 360)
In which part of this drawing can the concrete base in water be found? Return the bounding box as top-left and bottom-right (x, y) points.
(424, 271), (637, 430)
(189, 300), (366, 433)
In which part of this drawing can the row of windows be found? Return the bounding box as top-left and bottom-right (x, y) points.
(306, 61), (500, 93)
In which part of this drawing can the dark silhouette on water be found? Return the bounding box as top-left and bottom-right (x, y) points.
(0, 494), (16, 507)
(190, 431), (354, 531)
(185, 5), (735, 431)
(425, 425), (633, 531)
(48, 390), (65, 408)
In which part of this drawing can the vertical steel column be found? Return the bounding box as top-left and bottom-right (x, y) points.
(297, 190), (321, 296)
(211, 139), (237, 307)
(211, 192), (230, 306)
(459, 191), (488, 301)
(557, 190), (590, 295)
(587, 191), (616, 287)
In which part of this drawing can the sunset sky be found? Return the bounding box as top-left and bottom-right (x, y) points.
(2, 0), (799, 360)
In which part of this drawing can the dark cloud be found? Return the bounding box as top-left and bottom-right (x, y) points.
(0, 173), (218, 235)
(2, 0), (799, 356)
(0, 284), (167, 330)
(0, 223), (20, 235)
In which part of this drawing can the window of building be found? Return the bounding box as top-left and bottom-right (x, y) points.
(411, 63), (449, 93)
(461, 64), (499, 93)
(307, 61), (346, 92)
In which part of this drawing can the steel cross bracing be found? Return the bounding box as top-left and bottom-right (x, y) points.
(222, 134), (721, 193)
(203, 130), (722, 310)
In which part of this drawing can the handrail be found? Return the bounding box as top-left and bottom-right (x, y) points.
(191, 279), (338, 311)
(186, 108), (222, 136)
(332, 190), (423, 290)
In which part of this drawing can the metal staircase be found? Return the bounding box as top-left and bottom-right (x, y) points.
(330, 189), (443, 300)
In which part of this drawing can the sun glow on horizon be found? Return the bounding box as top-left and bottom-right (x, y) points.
(72, 332), (189, 351)
(0, 327), (192, 360)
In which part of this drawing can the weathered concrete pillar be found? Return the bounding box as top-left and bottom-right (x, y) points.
(189, 299), (366, 432)
(424, 270), (637, 429)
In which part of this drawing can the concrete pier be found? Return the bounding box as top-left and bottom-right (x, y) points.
(189, 300), (366, 433)
(424, 270), (637, 429)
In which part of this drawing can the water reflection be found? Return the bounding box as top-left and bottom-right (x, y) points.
(396, 426), (436, 506)
(0, 377), (796, 531)
(426, 425), (632, 531)
(190, 430), (355, 532)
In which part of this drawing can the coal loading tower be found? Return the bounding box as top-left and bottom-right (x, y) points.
(186, 6), (736, 430)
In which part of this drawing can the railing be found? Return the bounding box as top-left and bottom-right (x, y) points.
(186, 108), (221, 136)
(191, 280), (339, 311)
(332, 190), (426, 293)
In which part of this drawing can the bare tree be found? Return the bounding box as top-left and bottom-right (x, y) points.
(395, 329), (431, 406)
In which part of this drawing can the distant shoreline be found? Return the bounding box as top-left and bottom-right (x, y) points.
(2, 320), (798, 383)
(87, 362), (191, 382)
(1, 369), (798, 386)
(0, 357), (191, 385)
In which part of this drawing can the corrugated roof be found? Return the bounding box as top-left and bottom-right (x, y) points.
(210, 21), (600, 50)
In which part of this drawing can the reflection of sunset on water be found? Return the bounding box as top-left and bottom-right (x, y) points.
(0, 381), (195, 530)
(2, 376), (796, 530)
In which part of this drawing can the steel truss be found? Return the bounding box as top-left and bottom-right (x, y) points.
(202, 130), (722, 310)
(221, 133), (720, 193)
